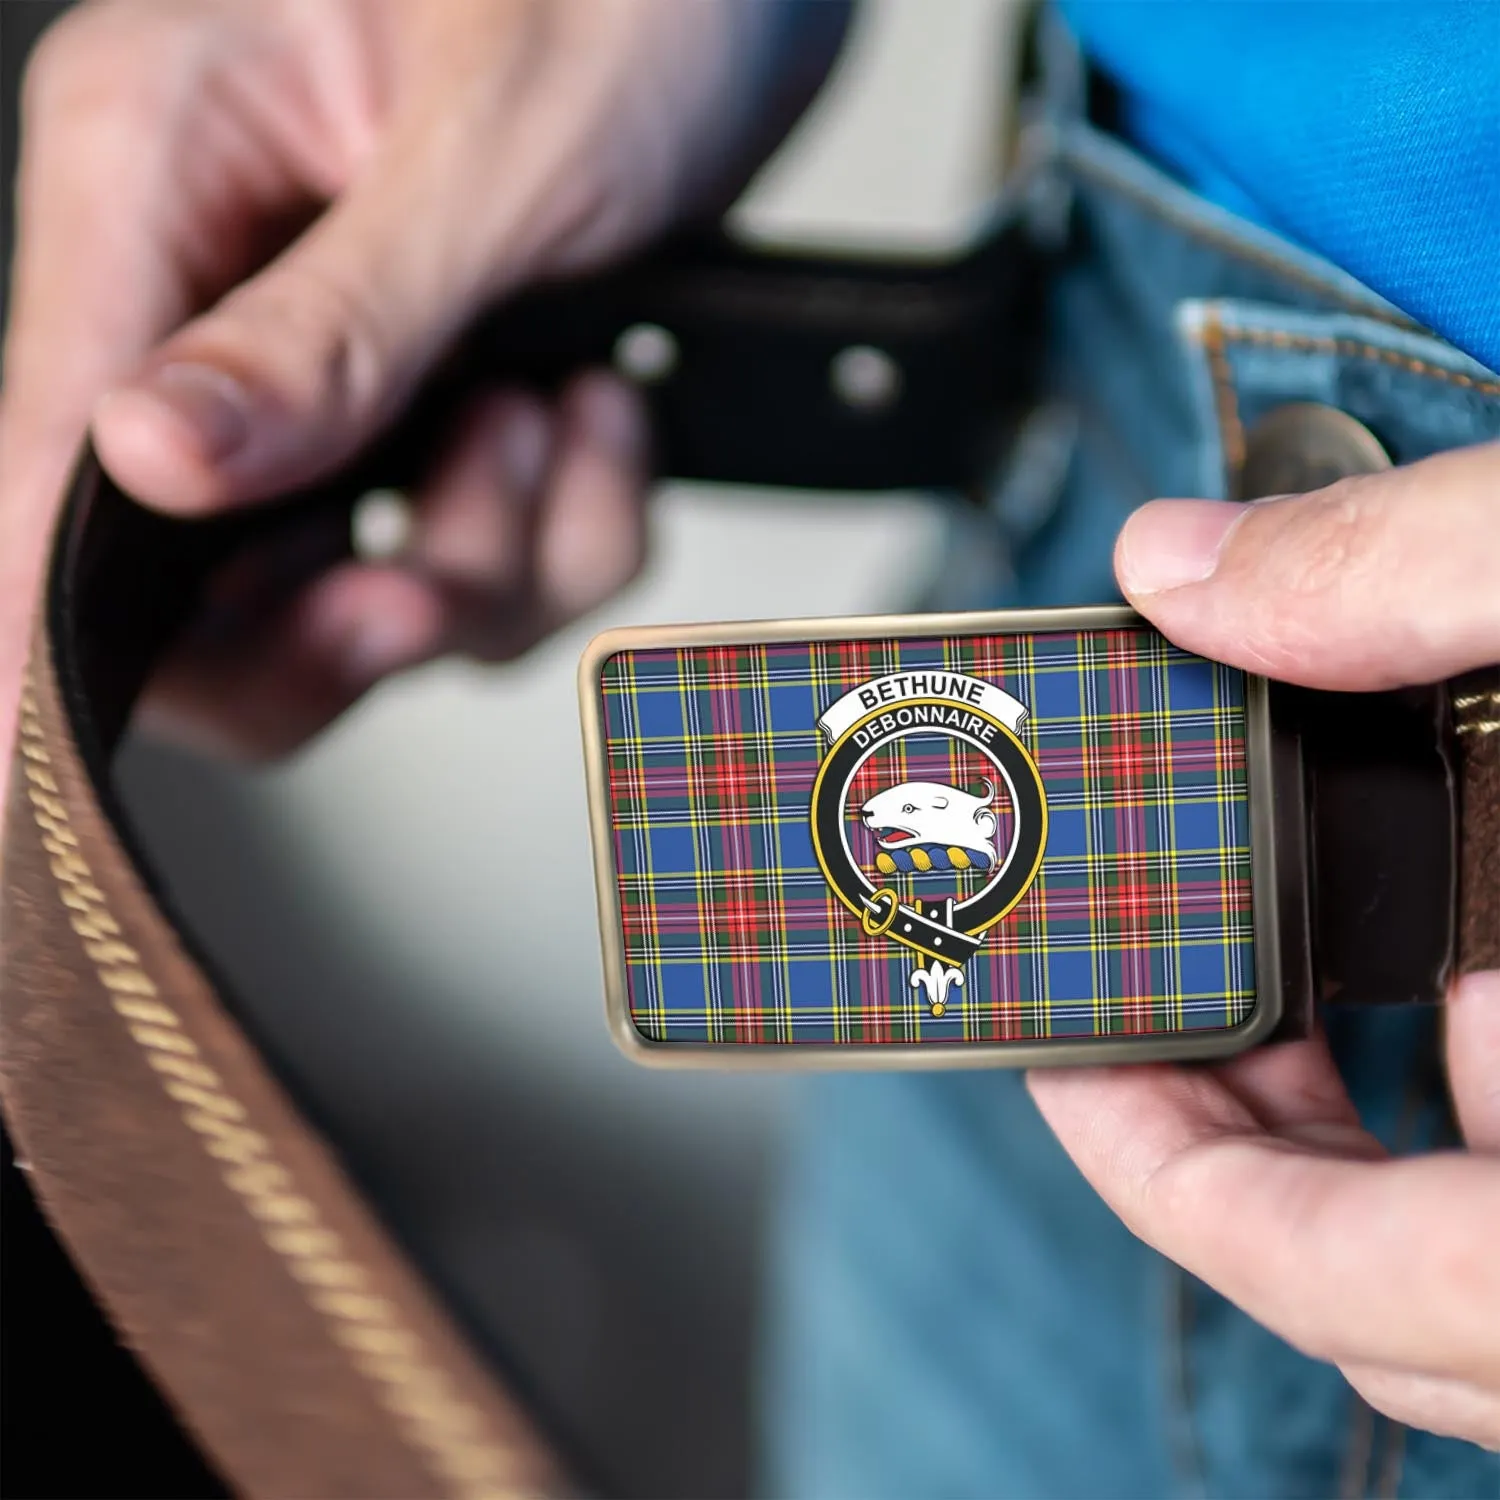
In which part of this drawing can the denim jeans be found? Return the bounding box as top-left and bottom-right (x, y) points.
(760, 103), (1500, 1500)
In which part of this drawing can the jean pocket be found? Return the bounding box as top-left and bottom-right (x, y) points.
(1176, 300), (1500, 499)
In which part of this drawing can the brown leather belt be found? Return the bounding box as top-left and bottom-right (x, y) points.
(2, 228), (1497, 1497)
(0, 229), (1042, 1499)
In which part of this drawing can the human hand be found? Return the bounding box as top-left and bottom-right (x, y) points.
(1030, 442), (1500, 1448)
(0, 0), (843, 760)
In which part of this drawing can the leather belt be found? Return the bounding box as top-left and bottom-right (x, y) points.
(1, 225), (1496, 1497)
(0, 227), (1041, 1500)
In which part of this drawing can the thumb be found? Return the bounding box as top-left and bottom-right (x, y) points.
(91, 137), (519, 514)
(1114, 443), (1500, 692)
(1119, 449), (1500, 1154)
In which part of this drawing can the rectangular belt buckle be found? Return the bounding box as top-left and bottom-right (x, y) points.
(578, 604), (1308, 1068)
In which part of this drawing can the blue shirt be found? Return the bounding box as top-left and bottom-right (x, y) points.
(1060, 1), (1500, 373)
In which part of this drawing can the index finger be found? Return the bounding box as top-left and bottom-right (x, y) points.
(1029, 1056), (1500, 1387)
(1, 7), (220, 796)
(3, 7), (197, 488)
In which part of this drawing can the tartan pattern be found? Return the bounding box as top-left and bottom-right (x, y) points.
(599, 627), (1256, 1046)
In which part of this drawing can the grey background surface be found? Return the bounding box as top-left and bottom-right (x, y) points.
(2, 3), (1018, 1492)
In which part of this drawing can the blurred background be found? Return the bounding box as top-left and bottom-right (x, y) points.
(3, 3), (1020, 1493)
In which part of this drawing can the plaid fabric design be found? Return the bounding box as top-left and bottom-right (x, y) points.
(599, 627), (1255, 1046)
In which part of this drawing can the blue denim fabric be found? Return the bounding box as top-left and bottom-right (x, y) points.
(760, 109), (1500, 1500)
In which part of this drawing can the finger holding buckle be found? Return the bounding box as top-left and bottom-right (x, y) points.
(1112, 440), (1500, 1142)
(139, 370), (648, 757)
(1029, 1045), (1500, 1445)
(2, 0), (846, 766)
(1034, 440), (1500, 1447)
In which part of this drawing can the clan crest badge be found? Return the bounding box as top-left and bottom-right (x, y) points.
(809, 668), (1048, 1015)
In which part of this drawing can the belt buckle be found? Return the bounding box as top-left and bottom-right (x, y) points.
(579, 604), (1304, 1068)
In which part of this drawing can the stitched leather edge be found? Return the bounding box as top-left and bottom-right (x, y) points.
(1, 637), (569, 1499)
(1453, 670), (1500, 974)
(1198, 310), (1245, 475)
(15, 685), (515, 1496)
(1189, 318), (1500, 495)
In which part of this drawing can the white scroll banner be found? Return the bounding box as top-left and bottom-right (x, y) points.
(817, 670), (1029, 744)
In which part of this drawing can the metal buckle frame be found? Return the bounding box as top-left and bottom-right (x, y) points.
(579, 604), (1299, 1069)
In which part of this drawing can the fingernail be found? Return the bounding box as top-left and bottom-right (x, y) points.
(1117, 499), (1244, 596)
(496, 404), (550, 495)
(125, 362), (253, 465)
(543, 493), (645, 617)
(575, 375), (645, 460)
(342, 614), (428, 684)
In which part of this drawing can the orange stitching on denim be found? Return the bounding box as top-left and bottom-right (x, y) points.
(1191, 323), (1500, 496)
(1216, 327), (1500, 395)
(1065, 144), (1420, 329)
(1194, 311), (1245, 480)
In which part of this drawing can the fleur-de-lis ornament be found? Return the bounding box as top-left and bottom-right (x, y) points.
(909, 958), (965, 1017)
